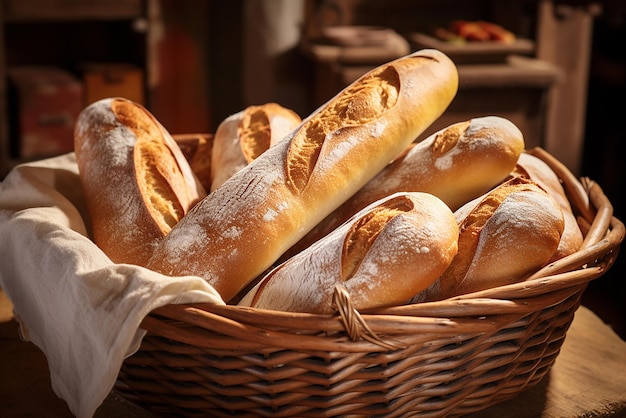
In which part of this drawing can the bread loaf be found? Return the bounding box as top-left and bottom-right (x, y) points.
(74, 97), (207, 266)
(173, 133), (214, 192)
(415, 176), (564, 301)
(512, 152), (583, 261)
(239, 192), (458, 313)
(210, 103), (301, 191)
(285, 116), (524, 258)
(146, 49), (459, 302)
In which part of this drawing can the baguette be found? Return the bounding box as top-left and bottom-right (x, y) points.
(285, 116), (524, 258)
(74, 97), (207, 266)
(146, 49), (459, 302)
(210, 102), (301, 191)
(239, 192), (458, 313)
(415, 176), (564, 301)
(512, 152), (583, 261)
(173, 132), (214, 192)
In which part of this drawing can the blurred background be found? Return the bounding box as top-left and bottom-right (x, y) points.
(0, 0), (623, 338)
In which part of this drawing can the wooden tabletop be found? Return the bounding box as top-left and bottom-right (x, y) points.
(468, 303), (626, 417)
(1, 289), (624, 417)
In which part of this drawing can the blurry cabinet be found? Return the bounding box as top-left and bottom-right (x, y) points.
(303, 0), (599, 174)
(0, 0), (154, 176)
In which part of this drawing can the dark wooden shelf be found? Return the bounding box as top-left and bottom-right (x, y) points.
(2, 0), (143, 22)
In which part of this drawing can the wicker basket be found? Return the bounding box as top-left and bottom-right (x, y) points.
(115, 147), (624, 417)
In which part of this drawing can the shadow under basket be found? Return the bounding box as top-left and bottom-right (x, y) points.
(115, 147), (625, 417)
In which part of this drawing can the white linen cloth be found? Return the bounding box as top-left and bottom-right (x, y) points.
(0, 153), (225, 418)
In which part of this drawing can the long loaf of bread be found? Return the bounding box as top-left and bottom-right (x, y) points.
(173, 132), (214, 193)
(74, 98), (207, 266)
(414, 176), (564, 302)
(511, 152), (583, 261)
(146, 49), (459, 302)
(285, 116), (524, 258)
(239, 192), (458, 314)
(210, 102), (301, 191)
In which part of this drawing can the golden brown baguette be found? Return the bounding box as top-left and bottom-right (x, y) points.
(146, 49), (459, 302)
(239, 192), (458, 314)
(74, 97), (207, 266)
(284, 116), (524, 258)
(172, 132), (214, 193)
(414, 176), (564, 301)
(511, 152), (583, 261)
(210, 102), (301, 191)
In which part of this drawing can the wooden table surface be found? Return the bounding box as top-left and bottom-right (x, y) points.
(1, 289), (625, 417)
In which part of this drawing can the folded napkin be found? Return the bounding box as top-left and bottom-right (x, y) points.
(0, 153), (224, 418)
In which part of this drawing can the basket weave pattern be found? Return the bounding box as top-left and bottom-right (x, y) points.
(115, 148), (624, 417)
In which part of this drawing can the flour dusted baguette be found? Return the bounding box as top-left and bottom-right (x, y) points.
(285, 116), (524, 257)
(74, 97), (207, 266)
(146, 49), (459, 302)
(512, 152), (583, 261)
(210, 102), (301, 191)
(239, 192), (458, 313)
(415, 176), (564, 301)
(355, 116), (524, 211)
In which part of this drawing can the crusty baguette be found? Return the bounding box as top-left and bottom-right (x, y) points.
(284, 116), (524, 258)
(210, 102), (301, 191)
(74, 97), (207, 266)
(415, 176), (564, 301)
(239, 192), (458, 313)
(146, 49), (459, 302)
(512, 152), (583, 261)
(173, 133), (214, 192)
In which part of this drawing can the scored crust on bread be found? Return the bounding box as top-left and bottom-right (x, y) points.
(238, 192), (459, 314)
(284, 115), (524, 259)
(415, 176), (564, 302)
(210, 103), (301, 191)
(74, 97), (207, 266)
(146, 49), (459, 302)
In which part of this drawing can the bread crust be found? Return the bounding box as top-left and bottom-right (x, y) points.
(74, 98), (206, 266)
(146, 49), (459, 302)
(173, 133), (214, 192)
(285, 116), (524, 258)
(210, 103), (301, 191)
(239, 192), (458, 313)
(512, 152), (583, 261)
(417, 176), (564, 301)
